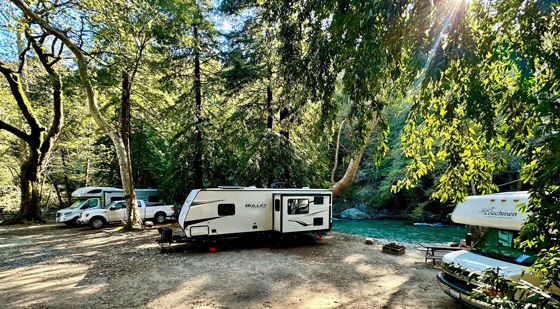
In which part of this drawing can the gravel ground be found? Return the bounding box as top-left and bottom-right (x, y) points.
(0, 222), (462, 308)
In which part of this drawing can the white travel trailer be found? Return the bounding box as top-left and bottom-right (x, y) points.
(56, 187), (161, 225)
(175, 187), (332, 239)
(438, 191), (560, 308)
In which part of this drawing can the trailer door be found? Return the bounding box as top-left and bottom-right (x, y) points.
(273, 194), (281, 232)
(281, 195), (330, 233)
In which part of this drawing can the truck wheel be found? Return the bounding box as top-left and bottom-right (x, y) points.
(90, 217), (105, 229)
(154, 212), (166, 224)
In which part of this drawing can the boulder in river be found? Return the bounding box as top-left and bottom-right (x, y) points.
(357, 203), (368, 212)
(340, 208), (370, 220)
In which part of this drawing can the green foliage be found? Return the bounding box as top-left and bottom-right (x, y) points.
(445, 263), (559, 308)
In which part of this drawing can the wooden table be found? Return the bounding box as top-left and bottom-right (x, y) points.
(419, 243), (463, 265)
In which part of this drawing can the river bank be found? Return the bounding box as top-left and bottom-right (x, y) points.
(0, 223), (460, 308)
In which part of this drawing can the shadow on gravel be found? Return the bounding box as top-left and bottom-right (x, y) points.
(158, 232), (325, 254)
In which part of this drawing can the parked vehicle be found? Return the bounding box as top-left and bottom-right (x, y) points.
(161, 186), (332, 242)
(77, 199), (174, 229)
(56, 187), (161, 226)
(437, 191), (559, 308)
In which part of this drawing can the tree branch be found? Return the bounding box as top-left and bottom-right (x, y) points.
(28, 33), (64, 162)
(11, 0), (116, 136)
(0, 61), (42, 134)
(0, 119), (32, 144)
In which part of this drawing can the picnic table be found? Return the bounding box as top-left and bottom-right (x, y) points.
(419, 243), (463, 265)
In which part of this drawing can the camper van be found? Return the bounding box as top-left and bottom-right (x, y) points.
(56, 187), (161, 226)
(437, 191), (560, 307)
(173, 186), (332, 239)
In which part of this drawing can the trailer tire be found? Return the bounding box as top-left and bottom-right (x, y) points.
(154, 212), (166, 224)
(90, 217), (106, 229)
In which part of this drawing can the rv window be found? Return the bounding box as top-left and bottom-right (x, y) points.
(148, 195), (160, 202)
(274, 199), (280, 211)
(218, 204), (235, 216)
(288, 199), (309, 215)
(87, 189), (102, 194)
(110, 196), (125, 202)
(314, 196), (324, 205)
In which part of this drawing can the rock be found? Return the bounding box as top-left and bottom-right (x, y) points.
(357, 203), (368, 212)
(144, 221), (154, 227)
(340, 208), (370, 220)
(365, 238), (374, 245)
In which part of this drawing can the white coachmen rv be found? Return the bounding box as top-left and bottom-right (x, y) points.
(56, 187), (161, 226)
(438, 191), (560, 308)
(176, 187), (332, 239)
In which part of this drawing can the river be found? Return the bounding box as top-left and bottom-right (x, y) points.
(332, 219), (469, 244)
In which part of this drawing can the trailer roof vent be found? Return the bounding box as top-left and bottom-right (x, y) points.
(246, 186), (257, 189)
(271, 182), (285, 188)
(302, 186), (310, 189)
(87, 189), (102, 194)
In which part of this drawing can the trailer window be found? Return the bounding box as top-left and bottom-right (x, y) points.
(218, 204), (235, 216)
(314, 196), (324, 205)
(148, 195), (160, 202)
(288, 199), (309, 215)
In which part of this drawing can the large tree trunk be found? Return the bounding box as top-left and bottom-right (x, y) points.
(0, 33), (63, 224)
(193, 25), (204, 189)
(121, 72), (141, 229)
(19, 152), (43, 222)
(331, 111), (378, 197)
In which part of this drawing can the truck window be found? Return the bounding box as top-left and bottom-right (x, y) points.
(83, 199), (98, 209)
(218, 204), (235, 216)
(112, 202), (125, 210)
(288, 199), (309, 215)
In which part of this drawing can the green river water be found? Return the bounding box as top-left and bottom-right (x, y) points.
(332, 219), (469, 244)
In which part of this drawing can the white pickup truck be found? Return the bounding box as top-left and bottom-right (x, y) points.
(77, 200), (174, 229)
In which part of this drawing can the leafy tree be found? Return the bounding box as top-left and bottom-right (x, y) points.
(397, 0), (560, 301)
(0, 22), (64, 223)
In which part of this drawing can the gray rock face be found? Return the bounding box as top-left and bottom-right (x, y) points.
(340, 208), (370, 220)
(357, 203), (368, 212)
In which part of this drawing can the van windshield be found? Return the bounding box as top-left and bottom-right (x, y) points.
(69, 200), (86, 209)
(472, 229), (538, 266)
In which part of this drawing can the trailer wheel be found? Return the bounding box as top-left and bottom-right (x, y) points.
(90, 217), (106, 229)
(154, 212), (166, 224)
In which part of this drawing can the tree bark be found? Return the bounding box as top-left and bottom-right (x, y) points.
(193, 24), (204, 189)
(52, 178), (65, 208)
(267, 67), (273, 130)
(61, 149), (72, 205)
(331, 120), (345, 185)
(121, 72), (141, 229)
(331, 111), (378, 197)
